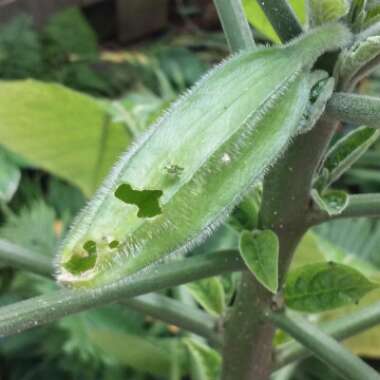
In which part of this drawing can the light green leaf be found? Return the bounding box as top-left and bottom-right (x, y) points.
(0, 80), (131, 196)
(285, 262), (379, 312)
(243, 0), (306, 43)
(322, 126), (380, 187)
(309, 0), (350, 26)
(239, 229), (279, 293)
(0, 147), (20, 202)
(183, 338), (221, 380)
(186, 277), (226, 316)
(311, 189), (349, 216)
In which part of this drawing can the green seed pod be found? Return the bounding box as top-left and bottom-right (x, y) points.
(56, 24), (351, 288)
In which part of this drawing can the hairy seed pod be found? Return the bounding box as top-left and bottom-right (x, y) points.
(56, 24), (351, 287)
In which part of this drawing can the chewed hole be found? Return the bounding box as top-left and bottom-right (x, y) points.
(114, 183), (163, 218)
(109, 240), (119, 249)
(63, 240), (97, 275)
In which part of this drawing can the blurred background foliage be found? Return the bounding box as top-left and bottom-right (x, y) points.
(0, 0), (380, 379)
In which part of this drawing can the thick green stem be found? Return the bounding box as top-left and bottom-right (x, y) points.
(213, 0), (255, 51)
(309, 193), (380, 225)
(275, 300), (380, 370)
(222, 115), (340, 380)
(326, 93), (380, 129)
(268, 311), (380, 380)
(0, 250), (243, 337)
(257, 0), (303, 42)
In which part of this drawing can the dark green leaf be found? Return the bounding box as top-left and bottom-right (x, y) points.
(285, 262), (378, 312)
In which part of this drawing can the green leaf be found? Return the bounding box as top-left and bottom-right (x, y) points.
(309, 0), (350, 26)
(0, 148), (21, 202)
(337, 36), (380, 89)
(242, 0), (306, 43)
(183, 338), (221, 380)
(311, 189), (349, 216)
(186, 277), (226, 316)
(0, 80), (130, 196)
(285, 262), (379, 312)
(322, 126), (380, 187)
(239, 229), (279, 293)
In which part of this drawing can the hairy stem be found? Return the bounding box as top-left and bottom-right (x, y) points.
(275, 300), (380, 370)
(268, 311), (380, 380)
(327, 93), (380, 129)
(257, 0), (303, 42)
(213, 0), (256, 51)
(0, 250), (243, 337)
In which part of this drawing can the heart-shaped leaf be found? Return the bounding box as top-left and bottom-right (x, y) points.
(311, 189), (349, 216)
(239, 230), (279, 293)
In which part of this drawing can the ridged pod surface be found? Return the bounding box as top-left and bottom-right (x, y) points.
(56, 24), (351, 288)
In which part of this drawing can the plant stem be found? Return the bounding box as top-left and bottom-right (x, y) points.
(213, 0), (256, 51)
(268, 311), (380, 380)
(309, 193), (380, 225)
(0, 239), (53, 277)
(327, 93), (380, 129)
(0, 240), (223, 343)
(275, 300), (380, 370)
(257, 0), (303, 42)
(121, 294), (222, 346)
(0, 250), (243, 337)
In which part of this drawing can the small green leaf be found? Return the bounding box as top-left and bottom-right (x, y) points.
(242, 0), (306, 43)
(322, 126), (380, 186)
(348, 0), (367, 29)
(0, 148), (21, 202)
(239, 230), (279, 293)
(337, 36), (380, 89)
(311, 189), (349, 216)
(285, 262), (379, 312)
(183, 338), (221, 380)
(309, 0), (350, 26)
(186, 277), (225, 316)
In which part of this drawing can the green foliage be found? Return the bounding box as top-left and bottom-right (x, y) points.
(0, 80), (130, 195)
(285, 262), (378, 312)
(0, 147), (21, 203)
(321, 126), (380, 187)
(311, 189), (349, 216)
(309, 0), (350, 25)
(239, 230), (279, 293)
(243, 0), (306, 43)
(186, 277), (226, 316)
(184, 338), (221, 380)
(0, 15), (43, 79)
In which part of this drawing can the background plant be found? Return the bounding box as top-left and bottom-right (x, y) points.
(1, 1), (380, 380)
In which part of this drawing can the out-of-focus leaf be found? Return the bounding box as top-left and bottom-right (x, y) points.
(109, 89), (167, 136)
(239, 229), (279, 293)
(0, 148), (21, 203)
(42, 7), (98, 61)
(285, 262), (378, 312)
(186, 277), (226, 316)
(311, 189), (349, 216)
(309, 0), (350, 26)
(184, 338), (221, 380)
(0, 80), (130, 196)
(243, 0), (306, 43)
(314, 218), (380, 273)
(0, 200), (57, 257)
